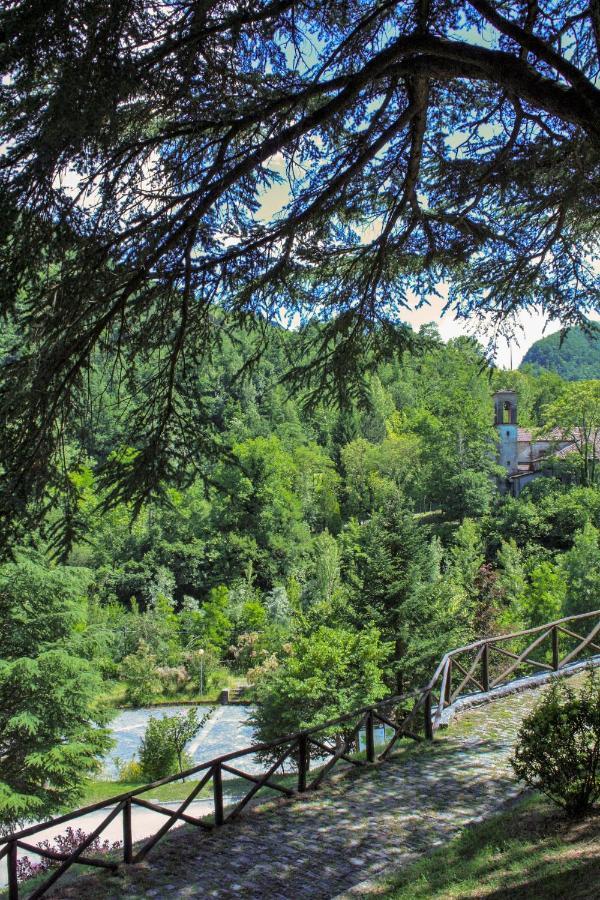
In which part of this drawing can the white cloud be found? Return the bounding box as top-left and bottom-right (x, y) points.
(255, 185), (597, 368)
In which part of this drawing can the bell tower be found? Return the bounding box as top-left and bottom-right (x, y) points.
(493, 390), (518, 476)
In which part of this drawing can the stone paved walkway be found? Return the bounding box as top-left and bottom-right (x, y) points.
(51, 677), (580, 900)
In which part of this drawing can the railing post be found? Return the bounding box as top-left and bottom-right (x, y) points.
(8, 840), (18, 900)
(297, 734), (308, 792)
(552, 625), (560, 671)
(365, 710), (376, 763)
(424, 691), (434, 740)
(123, 798), (133, 864)
(481, 643), (489, 692)
(444, 659), (453, 706)
(213, 763), (224, 826)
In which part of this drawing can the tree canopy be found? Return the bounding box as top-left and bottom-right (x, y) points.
(1, 0), (600, 541)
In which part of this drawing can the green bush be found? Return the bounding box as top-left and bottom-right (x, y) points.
(117, 758), (144, 783)
(250, 624), (389, 762)
(511, 672), (600, 817)
(139, 708), (213, 781)
(121, 641), (162, 707)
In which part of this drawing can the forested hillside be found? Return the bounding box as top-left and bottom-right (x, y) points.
(5, 322), (600, 827)
(520, 325), (600, 380)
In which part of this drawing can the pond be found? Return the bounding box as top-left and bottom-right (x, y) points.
(103, 705), (392, 779)
(103, 704), (259, 779)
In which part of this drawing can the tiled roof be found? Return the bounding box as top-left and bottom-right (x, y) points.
(505, 423), (600, 460)
(533, 428), (600, 460)
(555, 443), (578, 459)
(517, 429), (532, 442)
(552, 435), (600, 459)
(544, 426), (566, 441)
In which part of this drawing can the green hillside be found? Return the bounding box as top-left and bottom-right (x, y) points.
(520, 324), (600, 380)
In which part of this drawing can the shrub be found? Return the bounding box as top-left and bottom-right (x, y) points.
(156, 665), (190, 695)
(139, 708), (214, 781)
(511, 672), (600, 817)
(121, 641), (161, 706)
(228, 631), (267, 674)
(16, 827), (121, 883)
(250, 625), (388, 763)
(117, 758), (144, 783)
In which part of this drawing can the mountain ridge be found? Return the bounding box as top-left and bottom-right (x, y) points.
(519, 324), (600, 380)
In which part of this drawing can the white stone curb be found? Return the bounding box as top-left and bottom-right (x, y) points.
(436, 653), (600, 728)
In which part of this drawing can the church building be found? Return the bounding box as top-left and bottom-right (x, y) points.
(493, 390), (587, 496)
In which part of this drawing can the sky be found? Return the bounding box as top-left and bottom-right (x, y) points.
(399, 294), (561, 370)
(259, 163), (570, 372)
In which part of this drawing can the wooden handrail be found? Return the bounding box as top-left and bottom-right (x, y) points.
(5, 608), (600, 899)
(0, 686), (428, 848)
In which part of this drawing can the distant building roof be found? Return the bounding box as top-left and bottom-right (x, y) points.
(544, 426), (566, 441)
(555, 443), (578, 459)
(515, 426), (594, 447)
(527, 427), (600, 461)
(553, 431), (600, 459)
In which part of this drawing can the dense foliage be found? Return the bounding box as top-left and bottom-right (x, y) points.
(511, 673), (600, 818)
(521, 326), (600, 381)
(4, 325), (600, 823)
(1, 1), (600, 540)
(249, 625), (389, 759)
(0, 557), (112, 831)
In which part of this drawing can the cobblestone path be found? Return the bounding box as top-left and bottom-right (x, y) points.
(52, 679), (576, 900)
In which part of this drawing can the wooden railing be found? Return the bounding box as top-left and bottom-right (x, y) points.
(2, 608), (600, 899)
(427, 609), (600, 731)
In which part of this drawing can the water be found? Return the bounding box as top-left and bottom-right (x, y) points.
(103, 705), (393, 780)
(0, 710), (395, 887)
(103, 704), (258, 778)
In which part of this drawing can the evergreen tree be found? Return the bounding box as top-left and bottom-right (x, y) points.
(348, 491), (436, 691)
(2, 1), (598, 538)
(0, 559), (111, 829)
(522, 561), (566, 627)
(496, 539), (527, 628)
(308, 531), (342, 607)
(448, 519), (485, 604)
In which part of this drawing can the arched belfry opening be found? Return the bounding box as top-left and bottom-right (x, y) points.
(494, 391), (517, 426)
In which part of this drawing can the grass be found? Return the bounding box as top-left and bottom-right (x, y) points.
(79, 772), (278, 806)
(378, 793), (600, 900)
(97, 672), (247, 709)
(78, 754), (312, 807)
(79, 777), (206, 805)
